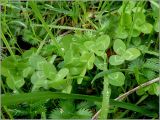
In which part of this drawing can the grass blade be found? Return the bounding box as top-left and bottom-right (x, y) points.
(1, 92), (156, 117)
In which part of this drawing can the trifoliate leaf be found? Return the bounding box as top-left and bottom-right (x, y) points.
(77, 68), (86, 84)
(49, 79), (69, 90)
(84, 41), (96, 52)
(69, 67), (84, 76)
(107, 72), (125, 86)
(49, 68), (69, 89)
(31, 71), (46, 84)
(6, 74), (25, 90)
(131, 29), (141, 37)
(94, 56), (105, 70)
(23, 67), (34, 78)
(122, 48), (141, 61)
(121, 13), (132, 28)
(41, 44), (56, 56)
(96, 35), (110, 51)
(29, 54), (47, 70)
(56, 68), (69, 80)
(80, 52), (95, 70)
(31, 71), (48, 90)
(22, 48), (36, 60)
(60, 34), (74, 51)
(118, 1), (136, 14)
(132, 37), (141, 46)
(87, 53), (95, 70)
(140, 23), (153, 34)
(109, 55), (125, 65)
(115, 27), (128, 39)
(134, 12), (146, 25)
(132, 7), (146, 13)
(138, 45), (148, 53)
(42, 62), (57, 80)
(113, 39), (126, 55)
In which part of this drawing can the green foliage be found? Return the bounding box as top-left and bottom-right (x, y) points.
(109, 39), (141, 65)
(1, 56), (28, 90)
(143, 58), (159, 72)
(1, 1), (159, 119)
(22, 29), (40, 45)
(108, 72), (125, 86)
(128, 57), (159, 96)
(49, 100), (92, 119)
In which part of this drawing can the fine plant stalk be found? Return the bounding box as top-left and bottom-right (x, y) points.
(2, 4), (23, 54)
(3, 106), (13, 119)
(100, 54), (110, 119)
(33, 23), (96, 31)
(115, 77), (160, 101)
(116, 94), (148, 119)
(100, 75), (110, 119)
(127, 1), (145, 47)
(1, 80), (6, 94)
(1, 32), (16, 61)
(36, 32), (49, 55)
(1, 112), (6, 120)
(29, 1), (63, 56)
(41, 112), (46, 120)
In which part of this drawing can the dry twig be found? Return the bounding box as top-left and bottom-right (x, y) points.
(91, 77), (160, 120)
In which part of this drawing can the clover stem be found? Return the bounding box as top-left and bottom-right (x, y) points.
(99, 54), (110, 119)
(100, 75), (110, 119)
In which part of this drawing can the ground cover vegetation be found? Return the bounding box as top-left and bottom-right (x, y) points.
(1, 0), (159, 119)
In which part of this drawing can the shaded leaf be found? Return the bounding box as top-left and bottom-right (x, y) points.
(108, 72), (125, 86)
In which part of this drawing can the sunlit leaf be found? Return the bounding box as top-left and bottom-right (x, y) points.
(109, 55), (125, 65)
(115, 27), (128, 39)
(96, 35), (110, 51)
(23, 67), (34, 78)
(94, 56), (105, 70)
(134, 12), (146, 25)
(29, 54), (47, 70)
(140, 23), (153, 34)
(56, 68), (69, 80)
(84, 41), (96, 52)
(122, 48), (141, 61)
(42, 62), (57, 80)
(113, 39), (126, 55)
(6, 74), (25, 90)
